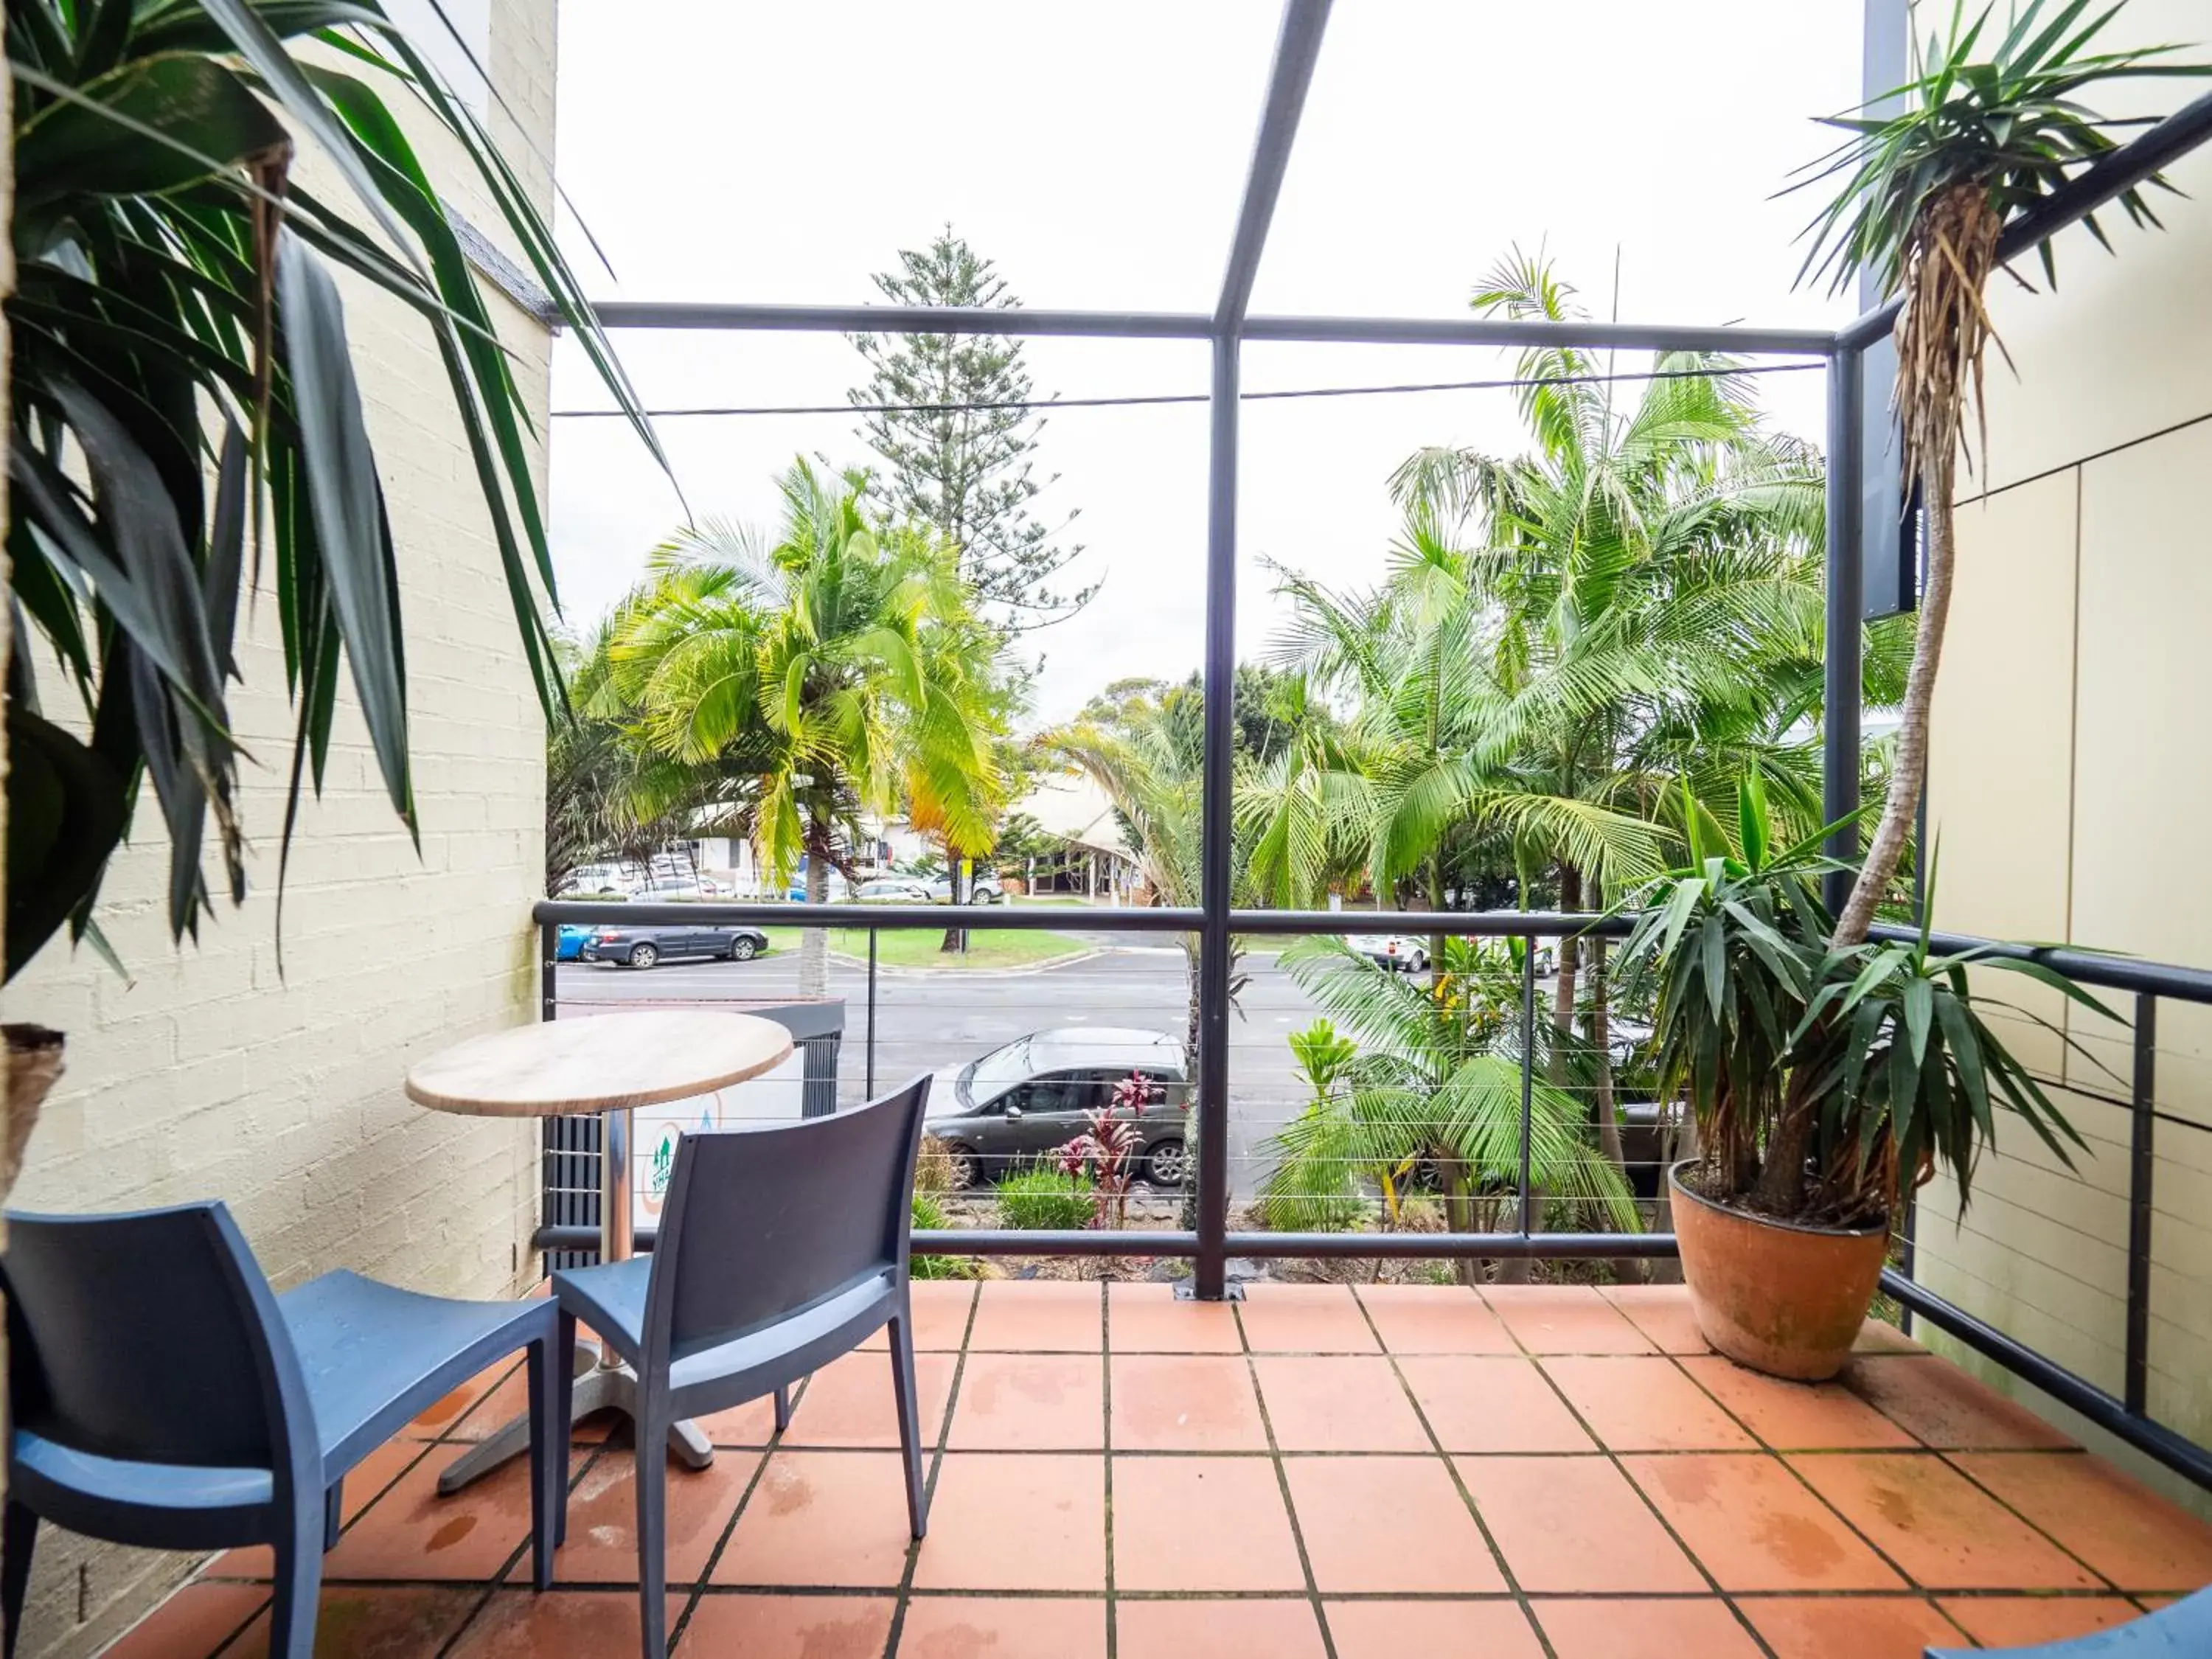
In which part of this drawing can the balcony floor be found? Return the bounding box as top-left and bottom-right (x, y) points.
(108, 1281), (2212, 1658)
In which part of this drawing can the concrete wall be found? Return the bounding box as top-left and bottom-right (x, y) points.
(0, 4), (561, 1652)
(1913, 0), (2212, 1506)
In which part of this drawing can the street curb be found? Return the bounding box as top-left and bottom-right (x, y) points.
(821, 945), (1107, 979)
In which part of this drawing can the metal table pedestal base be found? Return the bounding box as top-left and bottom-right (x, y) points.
(437, 1360), (712, 1495)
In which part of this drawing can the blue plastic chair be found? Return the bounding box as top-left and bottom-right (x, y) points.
(552, 1074), (933, 1659)
(1927, 1586), (2212, 1655)
(1, 1202), (567, 1659)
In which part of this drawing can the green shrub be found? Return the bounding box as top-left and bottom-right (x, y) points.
(908, 1192), (979, 1280)
(914, 1135), (956, 1196)
(995, 1167), (1095, 1231)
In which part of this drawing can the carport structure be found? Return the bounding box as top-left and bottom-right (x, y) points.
(538, 0), (2212, 1499)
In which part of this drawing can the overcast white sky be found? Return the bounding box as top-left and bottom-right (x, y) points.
(546, 1), (1865, 725)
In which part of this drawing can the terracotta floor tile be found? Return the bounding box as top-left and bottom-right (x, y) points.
(1287, 1455), (1506, 1593)
(527, 1447), (759, 1586)
(1453, 1455), (1705, 1594)
(692, 1391), (782, 1447)
(1599, 1284), (1714, 1354)
(1253, 1356), (1433, 1451)
(323, 1451), (549, 1581)
(968, 1282), (1102, 1352)
(1113, 1598), (1327, 1659)
(102, 1582), (269, 1659)
(859, 1281), (977, 1352)
(1788, 1453), (2101, 1590)
(1354, 1285), (1516, 1354)
(1737, 1595), (1965, 1658)
(411, 1360), (514, 1437)
(220, 1586), (480, 1658)
(218, 1436), (434, 1578)
(447, 1590), (681, 1657)
(712, 1451), (920, 1588)
(338, 1437), (436, 1520)
(1935, 1595), (2143, 1645)
(1108, 1354), (1268, 1451)
(1110, 1455), (1306, 1590)
(1326, 1599), (1545, 1659)
(894, 1595), (1106, 1659)
(1107, 1282), (1242, 1352)
(1533, 1597), (1766, 1658)
(1540, 1356), (1756, 1451)
(1845, 1354), (2073, 1449)
(1479, 1287), (1655, 1354)
(1237, 1284), (1380, 1352)
(1952, 1450), (2212, 1591)
(681, 1592), (897, 1658)
(1680, 1355), (1918, 1450)
(784, 1349), (957, 1449)
(910, 1453), (1106, 1591)
(437, 1364), (528, 1441)
(1625, 1453), (1905, 1592)
(944, 1352), (1102, 1450)
(1857, 1318), (1927, 1353)
(1397, 1357), (1595, 1453)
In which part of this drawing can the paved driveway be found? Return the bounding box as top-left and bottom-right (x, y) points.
(553, 942), (1325, 1198)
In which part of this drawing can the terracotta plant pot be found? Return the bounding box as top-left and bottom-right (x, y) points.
(1669, 1159), (1888, 1382)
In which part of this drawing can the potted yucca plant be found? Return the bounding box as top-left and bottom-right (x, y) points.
(1620, 777), (2102, 1378)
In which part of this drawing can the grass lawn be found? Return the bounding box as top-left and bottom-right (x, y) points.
(755, 925), (1088, 970)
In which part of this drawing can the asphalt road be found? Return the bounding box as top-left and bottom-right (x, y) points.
(552, 938), (1327, 1197)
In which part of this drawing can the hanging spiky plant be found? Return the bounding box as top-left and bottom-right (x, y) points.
(1790, 0), (2210, 946)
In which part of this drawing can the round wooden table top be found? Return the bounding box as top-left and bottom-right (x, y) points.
(404, 1009), (795, 1119)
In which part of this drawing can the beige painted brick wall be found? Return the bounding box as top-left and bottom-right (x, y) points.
(0, 3), (563, 1652)
(1914, 0), (2212, 1515)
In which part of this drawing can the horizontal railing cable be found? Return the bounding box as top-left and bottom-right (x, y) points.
(549, 359), (1826, 420)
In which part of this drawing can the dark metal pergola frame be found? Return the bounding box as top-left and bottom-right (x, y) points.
(541, 0), (2212, 1482)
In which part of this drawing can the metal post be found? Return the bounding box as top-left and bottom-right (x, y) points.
(1822, 345), (1865, 914)
(2127, 992), (2157, 1415)
(866, 929), (879, 1097)
(1189, 0), (1332, 1301)
(1518, 934), (1537, 1237)
(599, 1105), (631, 1267)
(1899, 1192), (1919, 1337)
(540, 920), (558, 1023)
(1194, 329), (1239, 1301)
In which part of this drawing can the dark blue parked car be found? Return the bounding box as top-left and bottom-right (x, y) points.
(579, 920), (770, 969)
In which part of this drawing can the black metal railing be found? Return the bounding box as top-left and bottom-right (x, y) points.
(533, 900), (1651, 1269)
(1859, 920), (2212, 1490)
(530, 895), (2212, 1496)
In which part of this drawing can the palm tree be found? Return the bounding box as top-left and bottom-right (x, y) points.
(1792, 0), (2208, 946)
(1260, 938), (1638, 1283)
(545, 625), (735, 896)
(612, 461), (1004, 994)
(1048, 680), (1354, 1072)
(1045, 688), (1219, 1079)
(1046, 679), (1354, 1224)
(1383, 256), (1861, 1192)
(909, 619), (1026, 952)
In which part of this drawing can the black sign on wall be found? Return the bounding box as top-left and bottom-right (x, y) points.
(1857, 335), (1921, 622)
(1859, 0), (1919, 623)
